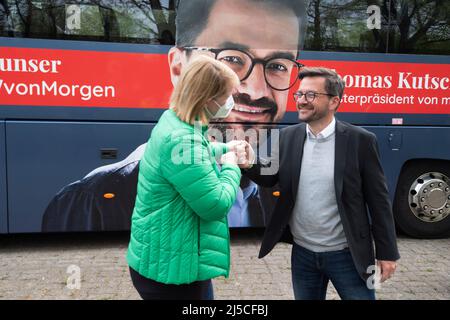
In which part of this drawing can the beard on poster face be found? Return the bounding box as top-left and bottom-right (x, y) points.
(210, 92), (277, 124)
(208, 94), (278, 147)
(230, 93), (278, 122)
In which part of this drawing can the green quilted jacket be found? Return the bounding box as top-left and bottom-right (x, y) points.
(126, 109), (241, 284)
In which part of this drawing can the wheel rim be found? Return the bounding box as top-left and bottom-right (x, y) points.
(408, 172), (450, 223)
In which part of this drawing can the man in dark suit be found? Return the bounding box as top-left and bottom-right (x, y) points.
(244, 67), (400, 300)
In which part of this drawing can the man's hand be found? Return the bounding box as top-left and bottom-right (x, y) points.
(243, 141), (256, 168)
(377, 260), (397, 282)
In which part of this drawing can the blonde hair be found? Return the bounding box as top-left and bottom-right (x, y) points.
(170, 55), (240, 125)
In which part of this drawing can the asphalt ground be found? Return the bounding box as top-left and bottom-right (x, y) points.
(0, 229), (449, 300)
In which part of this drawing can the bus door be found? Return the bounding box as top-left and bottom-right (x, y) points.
(5, 121), (153, 233)
(0, 120), (6, 233)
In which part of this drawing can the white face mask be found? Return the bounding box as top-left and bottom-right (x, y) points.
(206, 95), (235, 119)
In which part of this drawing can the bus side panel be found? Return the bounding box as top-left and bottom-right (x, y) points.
(362, 126), (450, 202)
(0, 121), (7, 233)
(6, 121), (153, 233)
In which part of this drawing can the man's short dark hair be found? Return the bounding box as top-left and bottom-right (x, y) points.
(299, 67), (346, 99)
(175, 0), (308, 52)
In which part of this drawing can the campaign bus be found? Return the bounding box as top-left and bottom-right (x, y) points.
(0, 0), (449, 238)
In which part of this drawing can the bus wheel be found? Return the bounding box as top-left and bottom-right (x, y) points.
(394, 161), (450, 238)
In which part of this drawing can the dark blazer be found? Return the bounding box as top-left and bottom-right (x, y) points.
(246, 177), (279, 226)
(245, 120), (400, 280)
(42, 160), (139, 232)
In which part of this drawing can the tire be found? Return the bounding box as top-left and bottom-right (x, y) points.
(394, 160), (450, 238)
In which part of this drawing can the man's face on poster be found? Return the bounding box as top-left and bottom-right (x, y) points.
(169, 0), (300, 136)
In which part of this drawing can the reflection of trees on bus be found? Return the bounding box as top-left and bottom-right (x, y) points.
(3, 1), (445, 51)
(0, 0), (176, 44)
(304, 0), (449, 55)
(306, 0), (387, 52)
(388, 0), (449, 54)
(0, 0), (11, 35)
(117, 0), (176, 43)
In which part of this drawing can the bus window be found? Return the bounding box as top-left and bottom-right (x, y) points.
(0, 0), (176, 45)
(0, 0), (11, 36)
(387, 0), (450, 55)
(303, 0), (390, 53)
(61, 3), (121, 41)
(1, 0), (56, 38)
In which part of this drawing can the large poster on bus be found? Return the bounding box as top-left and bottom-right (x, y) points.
(1, 0), (310, 232)
(0, 0), (449, 233)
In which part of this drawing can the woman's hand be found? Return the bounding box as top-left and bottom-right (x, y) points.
(220, 151), (239, 165)
(226, 140), (255, 169)
(225, 140), (245, 153)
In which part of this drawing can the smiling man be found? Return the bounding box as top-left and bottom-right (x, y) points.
(244, 67), (400, 300)
(42, 0), (308, 232)
(169, 0), (302, 133)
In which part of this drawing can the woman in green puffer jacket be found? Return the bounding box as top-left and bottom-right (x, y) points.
(127, 55), (248, 300)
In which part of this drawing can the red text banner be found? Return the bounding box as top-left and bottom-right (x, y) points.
(0, 47), (172, 108)
(299, 59), (449, 114)
(1, 47), (449, 114)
